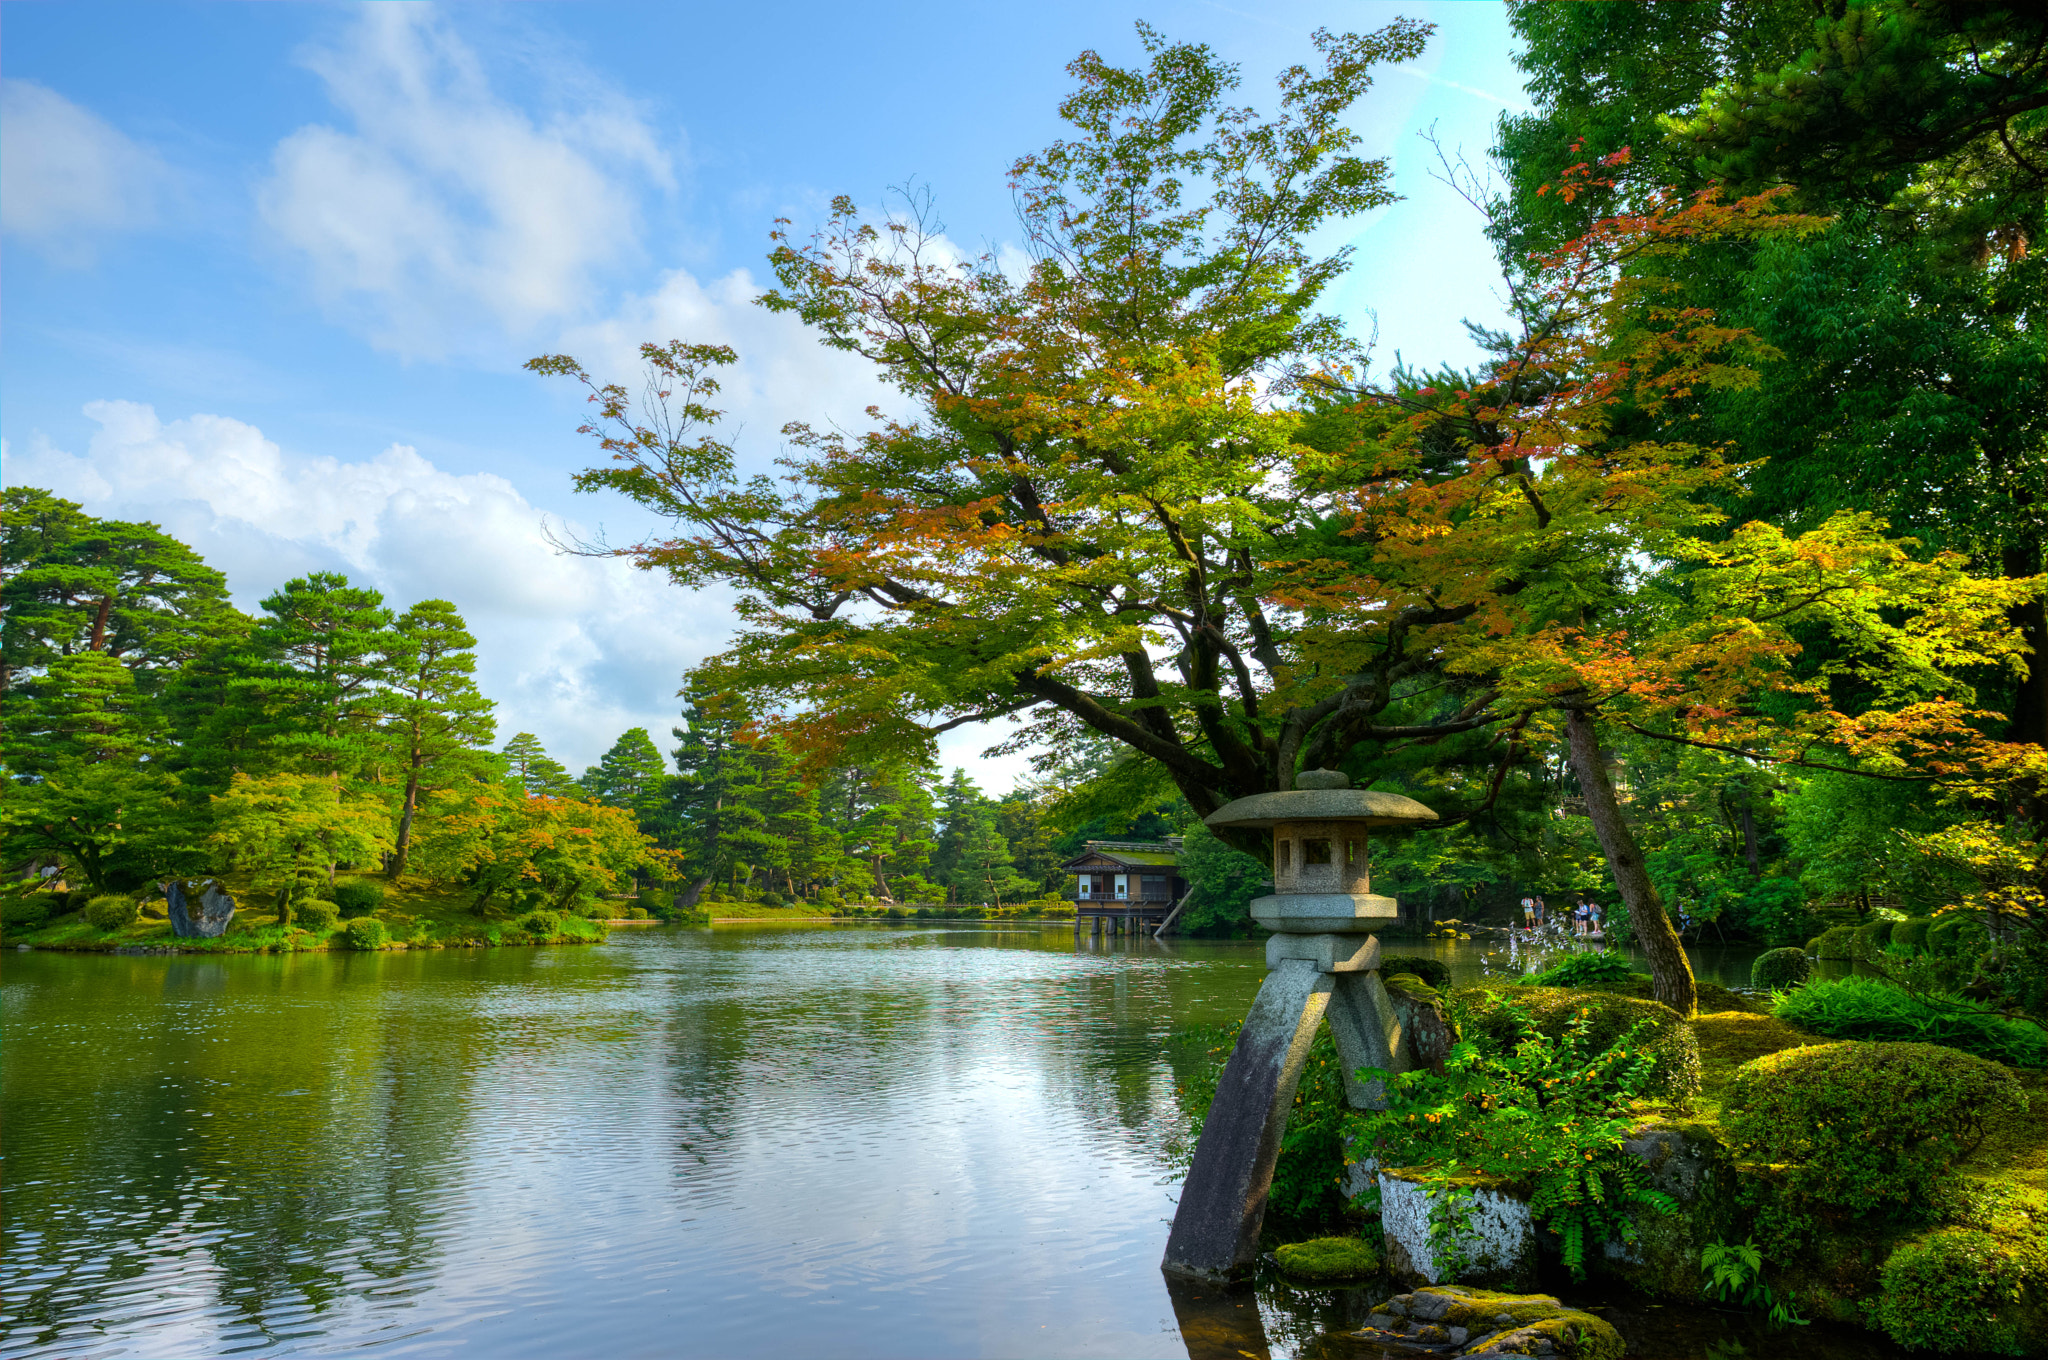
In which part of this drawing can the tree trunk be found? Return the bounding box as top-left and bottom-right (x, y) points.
(1565, 708), (1697, 1017)
(389, 766), (421, 880)
(678, 872), (714, 909)
(2004, 541), (2048, 749)
(90, 593), (114, 651)
(1738, 799), (1761, 878)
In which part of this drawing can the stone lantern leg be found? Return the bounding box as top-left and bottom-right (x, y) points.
(1161, 770), (1438, 1279)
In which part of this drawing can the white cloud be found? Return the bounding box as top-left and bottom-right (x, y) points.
(256, 5), (673, 358)
(3, 402), (730, 775)
(0, 79), (170, 261)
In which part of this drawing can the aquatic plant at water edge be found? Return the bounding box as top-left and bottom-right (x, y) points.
(1700, 1237), (1806, 1328)
(1351, 995), (1678, 1278)
(1771, 975), (2047, 1067)
(1750, 947), (1809, 990)
(1522, 951), (1635, 990)
(1725, 1042), (2027, 1226)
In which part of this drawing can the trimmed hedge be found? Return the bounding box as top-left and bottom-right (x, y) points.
(344, 918), (388, 951)
(1809, 924), (1857, 960)
(1751, 947), (1811, 990)
(2, 898), (53, 930)
(520, 909), (562, 938)
(1928, 914), (1991, 958)
(332, 881), (385, 917)
(1875, 1228), (2043, 1356)
(1725, 1042), (2027, 1217)
(84, 895), (139, 930)
(1379, 955), (1451, 991)
(1850, 918), (1897, 957)
(294, 900), (340, 933)
(1889, 917), (1934, 954)
(1455, 986), (1702, 1103)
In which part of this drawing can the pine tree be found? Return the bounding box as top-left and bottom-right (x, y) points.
(1, 651), (163, 779)
(580, 728), (668, 823)
(668, 686), (767, 903)
(380, 600), (496, 878)
(220, 573), (394, 778)
(501, 733), (578, 798)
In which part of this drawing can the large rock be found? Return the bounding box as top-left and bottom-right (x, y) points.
(1597, 1120), (1737, 1300)
(165, 879), (236, 938)
(1356, 1286), (1623, 1358)
(1378, 1168), (1539, 1291)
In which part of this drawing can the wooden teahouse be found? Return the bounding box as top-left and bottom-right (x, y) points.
(1062, 838), (1187, 938)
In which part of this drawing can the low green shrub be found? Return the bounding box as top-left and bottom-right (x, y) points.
(65, 889), (95, 911)
(1771, 975), (2047, 1067)
(1927, 913), (1991, 958)
(625, 906), (651, 921)
(1524, 950), (1638, 990)
(84, 895), (139, 930)
(520, 909), (562, 937)
(331, 880), (385, 917)
(344, 918), (388, 950)
(1850, 919), (1896, 957)
(1458, 986), (1702, 1103)
(1379, 955), (1451, 991)
(1750, 947), (1811, 991)
(2, 898), (53, 930)
(294, 900), (341, 933)
(1725, 1042), (2028, 1218)
(1273, 1236), (1382, 1282)
(1810, 924), (1857, 960)
(1874, 1228), (2042, 1356)
(1889, 917), (1934, 954)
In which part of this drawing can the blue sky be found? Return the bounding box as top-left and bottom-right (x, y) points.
(2, 0), (1530, 786)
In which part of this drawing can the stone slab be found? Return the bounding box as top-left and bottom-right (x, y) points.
(1378, 1168), (1538, 1291)
(1162, 959), (1332, 1279)
(1250, 892), (1400, 934)
(1266, 933), (1382, 973)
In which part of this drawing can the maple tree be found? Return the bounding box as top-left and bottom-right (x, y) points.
(412, 789), (660, 912)
(208, 773), (395, 923)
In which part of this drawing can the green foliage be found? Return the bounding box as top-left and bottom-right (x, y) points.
(343, 917), (388, 951)
(519, 909), (562, 938)
(1928, 913), (1992, 958)
(1353, 995), (1678, 1278)
(331, 881), (384, 917)
(1524, 951), (1636, 990)
(1174, 822), (1269, 936)
(1725, 1042), (2029, 1221)
(1810, 925), (1857, 960)
(1875, 1228), (2043, 1357)
(83, 895), (138, 931)
(1771, 976), (2048, 1068)
(1750, 947), (1811, 991)
(2, 897), (53, 930)
(1890, 917), (1934, 954)
(1700, 1237), (1807, 1328)
(501, 733), (578, 798)
(1272, 1236), (1381, 1283)
(1850, 918), (1897, 957)
(1459, 987), (1703, 1104)
(1380, 955), (1451, 991)
(379, 598), (496, 877)
(294, 900), (340, 933)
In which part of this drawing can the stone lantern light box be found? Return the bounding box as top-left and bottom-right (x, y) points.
(1162, 768), (1438, 1279)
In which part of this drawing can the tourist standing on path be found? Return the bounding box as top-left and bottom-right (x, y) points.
(1522, 896), (1536, 933)
(1575, 899), (1591, 937)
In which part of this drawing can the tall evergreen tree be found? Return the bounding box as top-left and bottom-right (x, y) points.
(1, 651), (163, 779)
(668, 685), (767, 904)
(380, 600), (496, 878)
(501, 733), (578, 798)
(579, 728), (668, 825)
(219, 573), (394, 778)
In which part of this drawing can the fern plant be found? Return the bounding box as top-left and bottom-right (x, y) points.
(1352, 994), (1678, 1277)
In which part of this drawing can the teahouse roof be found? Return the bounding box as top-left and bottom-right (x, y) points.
(1060, 839), (1182, 871)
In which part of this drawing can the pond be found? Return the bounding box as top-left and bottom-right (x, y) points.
(1, 926), (1909, 1358)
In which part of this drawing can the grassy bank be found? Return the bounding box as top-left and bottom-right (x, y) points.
(4, 873), (611, 953)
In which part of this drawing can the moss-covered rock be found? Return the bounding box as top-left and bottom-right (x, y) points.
(1750, 947), (1810, 990)
(1455, 986), (1703, 1103)
(1273, 1236), (1381, 1282)
(1380, 955), (1452, 990)
(1811, 924), (1857, 960)
(1358, 1286), (1622, 1359)
(1595, 1121), (1738, 1302)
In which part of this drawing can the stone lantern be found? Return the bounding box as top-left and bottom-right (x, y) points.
(1161, 769), (1438, 1279)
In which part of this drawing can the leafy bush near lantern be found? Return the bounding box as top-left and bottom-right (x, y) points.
(84, 895), (139, 930)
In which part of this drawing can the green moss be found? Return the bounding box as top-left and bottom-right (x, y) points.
(1690, 1011), (1822, 1108)
(1874, 1228), (2047, 1356)
(1851, 919), (1897, 956)
(1891, 917), (1934, 953)
(1812, 924), (1857, 960)
(1272, 1236), (1381, 1282)
(1378, 955), (1451, 990)
(1385, 1289), (1623, 1359)
(1726, 1042), (2029, 1218)
(1928, 913), (1991, 958)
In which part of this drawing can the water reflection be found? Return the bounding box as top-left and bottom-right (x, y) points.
(0, 926), (1862, 1359)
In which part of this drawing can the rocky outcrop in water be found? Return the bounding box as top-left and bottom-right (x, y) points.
(165, 879), (236, 938)
(1356, 1286), (1622, 1358)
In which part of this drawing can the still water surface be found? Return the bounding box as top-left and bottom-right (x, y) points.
(3, 926), (1904, 1358)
